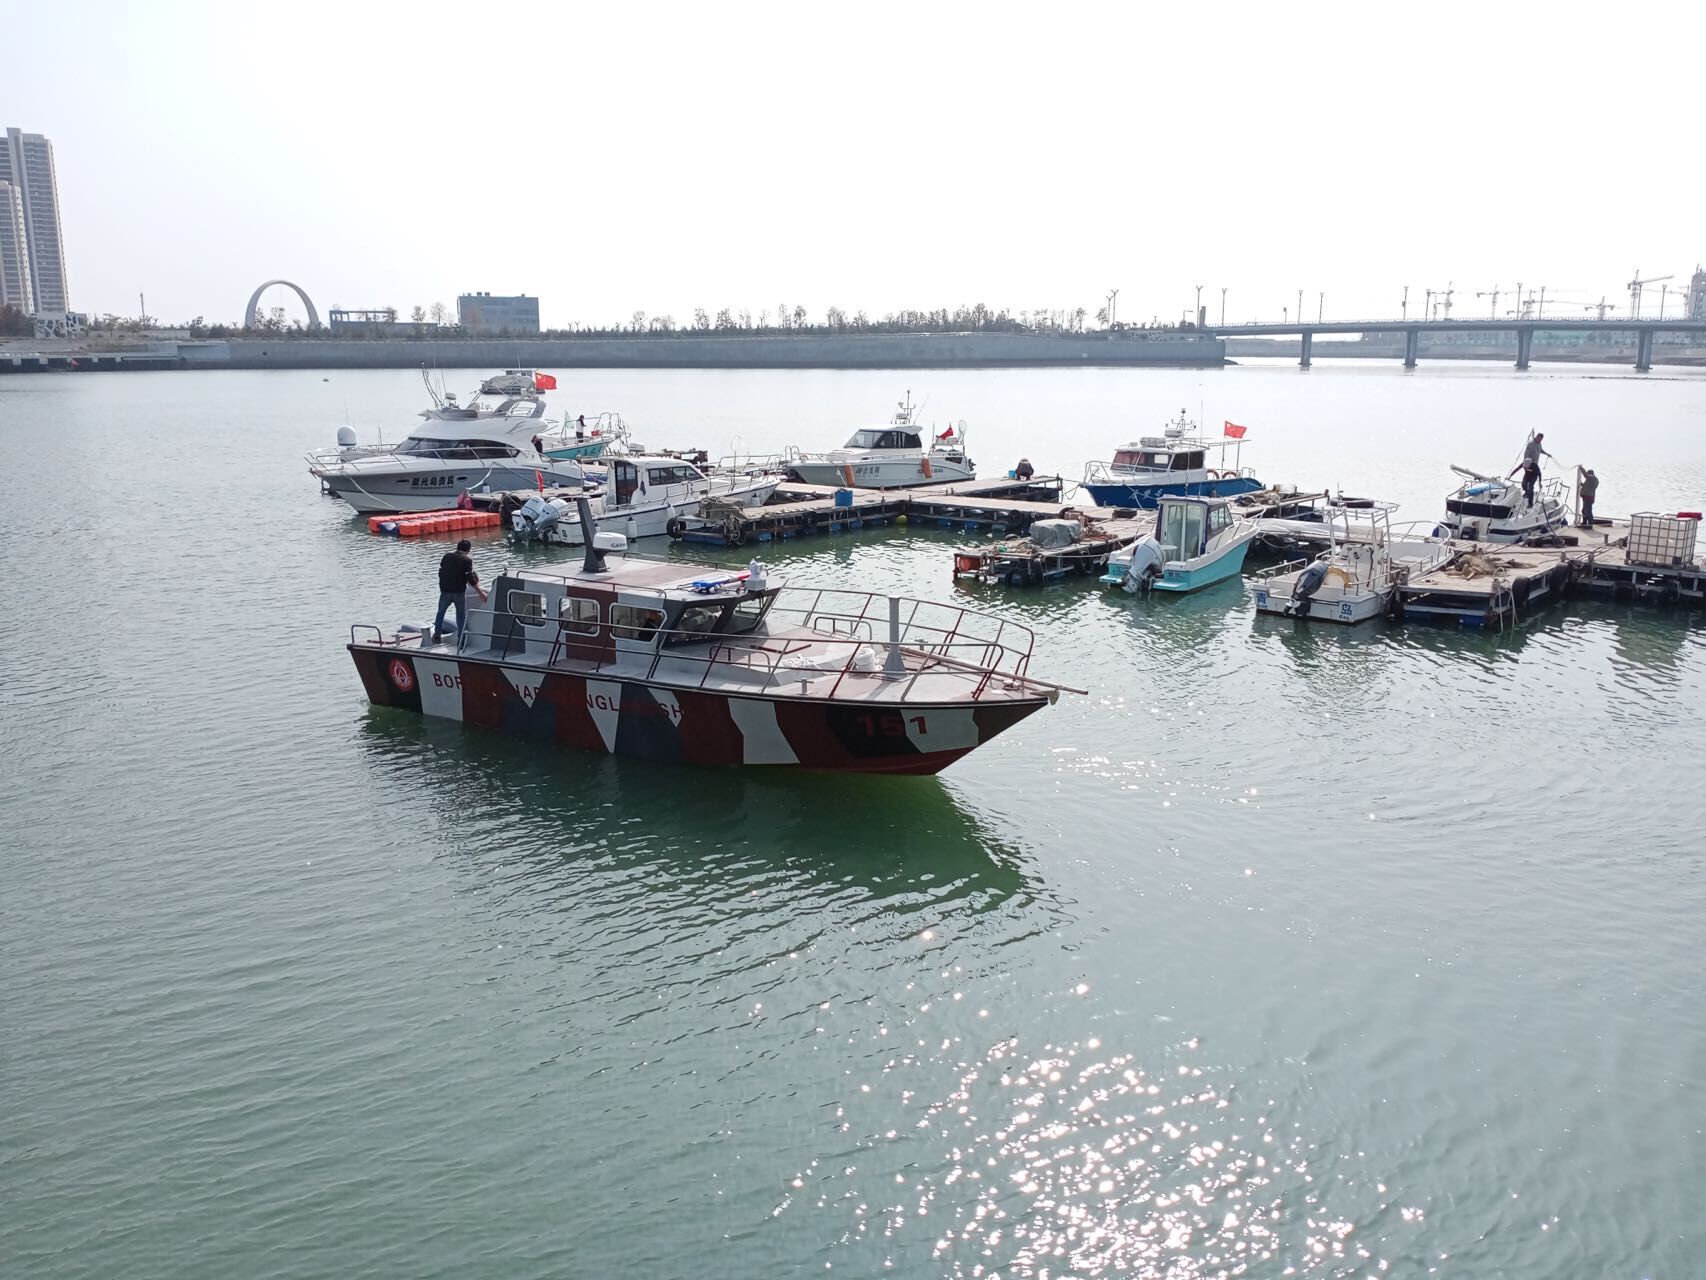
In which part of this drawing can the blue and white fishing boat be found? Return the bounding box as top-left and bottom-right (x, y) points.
(539, 412), (626, 463)
(1081, 411), (1262, 508)
(1100, 494), (1260, 593)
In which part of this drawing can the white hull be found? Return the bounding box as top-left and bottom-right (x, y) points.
(788, 456), (974, 489)
(525, 477), (779, 545)
(1254, 579), (1391, 624)
(319, 460), (585, 514)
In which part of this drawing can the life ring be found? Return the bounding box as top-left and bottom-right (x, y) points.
(1206, 469), (1224, 481)
(666, 517), (688, 539)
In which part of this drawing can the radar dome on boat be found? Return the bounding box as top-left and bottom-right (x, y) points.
(592, 531), (628, 553)
(336, 425), (358, 448)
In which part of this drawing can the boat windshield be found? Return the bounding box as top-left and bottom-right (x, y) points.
(1113, 450), (1169, 470)
(661, 591), (776, 646)
(1157, 501), (1207, 560)
(845, 429), (921, 450)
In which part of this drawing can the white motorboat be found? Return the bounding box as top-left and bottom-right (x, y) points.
(512, 455), (779, 545)
(308, 369), (582, 514)
(785, 394), (974, 489)
(1437, 464), (1572, 543)
(1253, 502), (1454, 624)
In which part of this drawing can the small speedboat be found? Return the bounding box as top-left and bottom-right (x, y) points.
(1081, 411), (1263, 508)
(348, 498), (1077, 773)
(510, 454), (778, 545)
(785, 393), (974, 489)
(1437, 465), (1571, 543)
(1101, 494), (1259, 593)
(1252, 502), (1453, 624)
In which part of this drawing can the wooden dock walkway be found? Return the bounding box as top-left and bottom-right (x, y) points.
(1397, 519), (1706, 627)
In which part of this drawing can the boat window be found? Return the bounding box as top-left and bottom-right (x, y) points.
(663, 603), (726, 646)
(845, 429), (886, 449)
(646, 465), (700, 486)
(1208, 504), (1231, 534)
(896, 432), (923, 450)
(1171, 451), (1205, 471)
(723, 592), (773, 635)
(507, 590), (545, 622)
(469, 443), (519, 459)
(610, 604), (665, 641)
(558, 596), (600, 634)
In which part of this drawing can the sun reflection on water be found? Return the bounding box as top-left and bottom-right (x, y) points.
(790, 1032), (1414, 1278)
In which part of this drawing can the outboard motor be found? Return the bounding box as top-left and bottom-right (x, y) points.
(1292, 560), (1329, 617)
(1120, 536), (1165, 594)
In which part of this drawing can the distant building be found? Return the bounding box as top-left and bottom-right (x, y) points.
(1689, 266), (1706, 321)
(457, 292), (540, 334)
(2, 127), (70, 313)
(0, 180), (30, 312)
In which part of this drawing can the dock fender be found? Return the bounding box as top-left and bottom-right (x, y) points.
(666, 517), (688, 539)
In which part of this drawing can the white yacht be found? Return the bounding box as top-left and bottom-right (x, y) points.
(1437, 465), (1572, 543)
(785, 394), (974, 489)
(1253, 503), (1454, 624)
(511, 455), (779, 546)
(308, 370), (582, 514)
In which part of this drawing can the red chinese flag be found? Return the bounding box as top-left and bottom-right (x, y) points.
(534, 372), (558, 391)
(937, 427), (954, 440)
(1224, 421), (1248, 439)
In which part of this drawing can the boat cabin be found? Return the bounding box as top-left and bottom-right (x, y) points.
(844, 428), (924, 451)
(463, 558), (785, 669)
(1154, 495), (1235, 561)
(603, 456), (712, 507)
(1113, 440), (1208, 473)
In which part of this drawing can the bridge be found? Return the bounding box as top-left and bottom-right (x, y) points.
(1203, 318), (1706, 371)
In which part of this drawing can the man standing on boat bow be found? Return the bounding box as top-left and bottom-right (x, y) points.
(1510, 432), (1553, 507)
(433, 539), (488, 643)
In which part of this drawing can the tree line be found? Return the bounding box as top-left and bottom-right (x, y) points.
(12, 301), (1209, 341)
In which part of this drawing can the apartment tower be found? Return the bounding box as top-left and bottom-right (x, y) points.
(2, 127), (69, 313)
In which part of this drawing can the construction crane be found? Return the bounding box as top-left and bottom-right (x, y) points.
(1476, 286), (1502, 318)
(1628, 271), (1673, 319)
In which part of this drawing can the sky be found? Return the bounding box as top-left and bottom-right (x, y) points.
(5, 0), (1702, 329)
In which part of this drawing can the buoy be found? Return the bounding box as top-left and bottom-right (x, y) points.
(896, 513), (908, 526)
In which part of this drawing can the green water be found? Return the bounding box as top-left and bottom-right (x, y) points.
(3, 365), (1704, 1278)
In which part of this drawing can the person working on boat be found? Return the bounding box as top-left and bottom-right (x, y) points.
(1508, 432), (1552, 506)
(1577, 466), (1599, 530)
(1014, 457), (1035, 480)
(433, 539), (488, 643)
(576, 414), (587, 440)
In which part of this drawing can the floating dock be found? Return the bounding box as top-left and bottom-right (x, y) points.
(1397, 520), (1706, 627)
